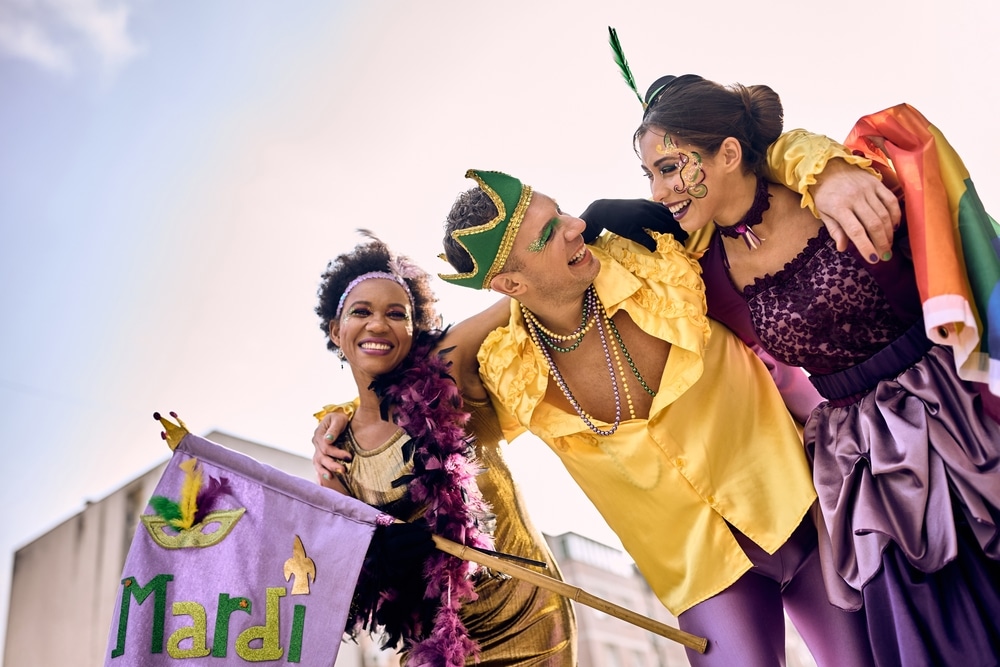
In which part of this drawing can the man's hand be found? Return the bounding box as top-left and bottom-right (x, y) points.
(312, 411), (352, 494)
(811, 158), (901, 263)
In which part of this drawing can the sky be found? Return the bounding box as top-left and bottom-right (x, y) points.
(1, 0), (998, 656)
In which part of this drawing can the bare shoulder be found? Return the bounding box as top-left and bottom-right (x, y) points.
(436, 297), (510, 397)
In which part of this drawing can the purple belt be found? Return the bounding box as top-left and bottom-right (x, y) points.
(809, 321), (932, 405)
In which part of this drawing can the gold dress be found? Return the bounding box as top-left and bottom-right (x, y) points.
(339, 396), (577, 666)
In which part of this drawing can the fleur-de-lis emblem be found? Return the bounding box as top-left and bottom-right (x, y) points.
(283, 535), (316, 595)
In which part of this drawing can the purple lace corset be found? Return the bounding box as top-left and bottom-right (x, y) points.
(739, 228), (914, 375)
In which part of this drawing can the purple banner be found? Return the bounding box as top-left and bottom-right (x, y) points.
(104, 432), (385, 666)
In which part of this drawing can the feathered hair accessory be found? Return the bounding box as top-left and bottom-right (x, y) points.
(387, 254), (422, 282)
(608, 27), (644, 108)
(607, 26), (677, 113)
(357, 228), (426, 283)
(346, 329), (494, 666)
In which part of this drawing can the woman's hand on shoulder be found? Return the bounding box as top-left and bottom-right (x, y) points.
(811, 158), (901, 263)
(313, 411), (351, 494)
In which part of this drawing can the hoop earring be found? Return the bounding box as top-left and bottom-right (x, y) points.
(336, 348), (346, 370)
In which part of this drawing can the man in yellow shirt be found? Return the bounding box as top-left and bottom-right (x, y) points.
(437, 168), (876, 666)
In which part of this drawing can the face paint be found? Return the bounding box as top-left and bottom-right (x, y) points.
(656, 132), (677, 152)
(656, 132), (708, 199)
(528, 217), (558, 253)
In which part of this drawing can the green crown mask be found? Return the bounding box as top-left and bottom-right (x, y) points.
(439, 169), (533, 290)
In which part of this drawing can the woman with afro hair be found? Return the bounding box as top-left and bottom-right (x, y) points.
(311, 232), (576, 666)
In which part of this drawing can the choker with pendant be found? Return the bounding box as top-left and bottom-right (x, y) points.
(717, 177), (770, 250)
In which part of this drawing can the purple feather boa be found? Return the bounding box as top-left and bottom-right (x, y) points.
(350, 329), (494, 666)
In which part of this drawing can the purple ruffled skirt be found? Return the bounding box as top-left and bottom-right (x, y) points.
(805, 324), (1000, 667)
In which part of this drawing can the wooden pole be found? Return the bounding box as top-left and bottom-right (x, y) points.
(431, 534), (709, 654)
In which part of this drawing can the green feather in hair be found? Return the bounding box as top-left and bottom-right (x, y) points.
(608, 26), (644, 108)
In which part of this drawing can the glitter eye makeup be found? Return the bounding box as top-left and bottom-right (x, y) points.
(345, 305), (370, 319)
(528, 217), (558, 253)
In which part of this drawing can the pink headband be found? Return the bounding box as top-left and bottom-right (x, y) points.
(335, 271), (415, 320)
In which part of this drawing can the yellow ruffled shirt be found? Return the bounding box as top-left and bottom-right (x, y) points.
(477, 234), (817, 615)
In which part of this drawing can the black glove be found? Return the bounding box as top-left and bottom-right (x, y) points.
(581, 198), (687, 251)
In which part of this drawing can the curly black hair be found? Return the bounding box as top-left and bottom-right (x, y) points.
(316, 232), (439, 354)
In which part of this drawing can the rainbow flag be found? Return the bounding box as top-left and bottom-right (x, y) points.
(844, 104), (1000, 395)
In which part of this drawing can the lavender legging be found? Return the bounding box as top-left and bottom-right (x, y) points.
(677, 516), (875, 667)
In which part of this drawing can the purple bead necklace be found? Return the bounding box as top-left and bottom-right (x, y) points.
(522, 285), (656, 436)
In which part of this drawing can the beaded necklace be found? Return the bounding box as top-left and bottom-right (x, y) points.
(522, 285), (656, 436)
(521, 292), (596, 353)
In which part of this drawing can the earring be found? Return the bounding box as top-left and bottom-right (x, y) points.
(336, 348), (346, 369)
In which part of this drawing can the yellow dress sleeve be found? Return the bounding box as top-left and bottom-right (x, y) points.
(682, 225), (714, 257)
(313, 398), (359, 422)
(488, 393), (528, 443)
(477, 324), (532, 443)
(767, 128), (879, 216)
